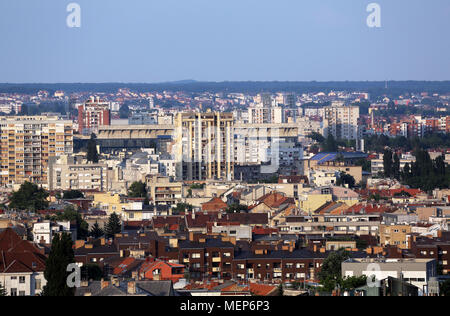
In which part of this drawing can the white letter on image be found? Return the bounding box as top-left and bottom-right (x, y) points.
(366, 3), (381, 28)
(67, 3), (81, 28)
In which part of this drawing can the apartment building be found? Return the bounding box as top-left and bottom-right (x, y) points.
(145, 175), (182, 208)
(48, 154), (108, 191)
(0, 116), (73, 187)
(174, 112), (234, 181)
(324, 102), (360, 140)
(78, 96), (111, 135)
(379, 224), (412, 250)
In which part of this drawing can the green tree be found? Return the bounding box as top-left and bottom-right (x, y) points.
(341, 276), (367, 290)
(104, 213), (122, 239)
(173, 203), (194, 215)
(383, 149), (393, 178)
(55, 205), (89, 240)
(226, 204), (249, 214)
(322, 134), (338, 152)
(393, 153), (401, 180)
(63, 190), (84, 199)
(119, 104), (130, 119)
(318, 249), (351, 293)
(89, 221), (104, 239)
(440, 279), (450, 296)
(42, 233), (75, 296)
(336, 172), (356, 189)
(128, 181), (148, 198)
(87, 133), (99, 163)
(9, 182), (49, 211)
(81, 264), (103, 281)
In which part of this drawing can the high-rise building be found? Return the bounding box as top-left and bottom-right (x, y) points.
(0, 116), (73, 187)
(174, 112), (234, 181)
(78, 96), (111, 135)
(324, 102), (360, 140)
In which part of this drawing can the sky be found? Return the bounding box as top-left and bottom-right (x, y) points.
(0, 0), (449, 83)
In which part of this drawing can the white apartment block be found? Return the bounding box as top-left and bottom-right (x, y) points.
(324, 102), (360, 140)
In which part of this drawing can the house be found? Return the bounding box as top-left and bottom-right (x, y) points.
(0, 228), (47, 296)
(75, 279), (181, 296)
(139, 258), (185, 282)
(201, 197), (228, 212)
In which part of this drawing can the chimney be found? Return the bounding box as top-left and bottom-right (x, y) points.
(127, 281), (136, 295)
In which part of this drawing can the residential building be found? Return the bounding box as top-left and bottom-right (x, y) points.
(0, 116), (73, 187)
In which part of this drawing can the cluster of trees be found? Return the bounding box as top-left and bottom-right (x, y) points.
(172, 203), (194, 215)
(308, 133), (356, 152)
(225, 204), (249, 214)
(128, 181), (149, 205)
(383, 148), (450, 191)
(365, 133), (450, 153)
(9, 182), (49, 211)
(318, 249), (367, 293)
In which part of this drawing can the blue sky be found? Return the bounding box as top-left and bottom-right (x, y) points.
(0, 0), (449, 82)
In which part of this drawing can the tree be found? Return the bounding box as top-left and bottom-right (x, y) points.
(81, 264), (103, 281)
(440, 279), (450, 296)
(104, 213), (122, 239)
(89, 221), (104, 239)
(63, 190), (84, 200)
(383, 149), (393, 178)
(42, 233), (75, 296)
(318, 249), (351, 293)
(0, 282), (7, 296)
(9, 182), (49, 211)
(336, 172), (356, 189)
(341, 276), (367, 290)
(226, 204), (249, 214)
(322, 134), (338, 152)
(128, 181), (148, 198)
(55, 205), (89, 240)
(173, 203), (193, 215)
(87, 133), (99, 163)
(119, 104), (130, 119)
(393, 153), (401, 180)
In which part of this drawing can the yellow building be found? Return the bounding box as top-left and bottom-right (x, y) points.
(299, 193), (333, 214)
(380, 224), (412, 250)
(93, 193), (128, 216)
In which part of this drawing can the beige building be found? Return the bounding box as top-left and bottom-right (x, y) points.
(174, 112), (234, 181)
(0, 116), (73, 187)
(48, 155), (108, 191)
(145, 175), (182, 207)
(379, 224), (412, 250)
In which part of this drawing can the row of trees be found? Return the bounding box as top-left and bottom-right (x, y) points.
(383, 148), (450, 192)
(366, 133), (450, 153)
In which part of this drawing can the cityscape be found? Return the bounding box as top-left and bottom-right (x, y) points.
(0, 0), (449, 305)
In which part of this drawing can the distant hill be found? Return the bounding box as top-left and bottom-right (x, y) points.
(0, 81), (449, 95)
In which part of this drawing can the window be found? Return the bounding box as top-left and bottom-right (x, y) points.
(19, 276), (25, 284)
(35, 279), (42, 290)
(19, 291), (26, 296)
(10, 288), (17, 296)
(191, 253), (201, 259)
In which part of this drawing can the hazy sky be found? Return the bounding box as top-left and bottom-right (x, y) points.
(0, 0), (449, 83)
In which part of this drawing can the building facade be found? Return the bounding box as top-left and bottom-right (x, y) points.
(0, 116), (73, 187)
